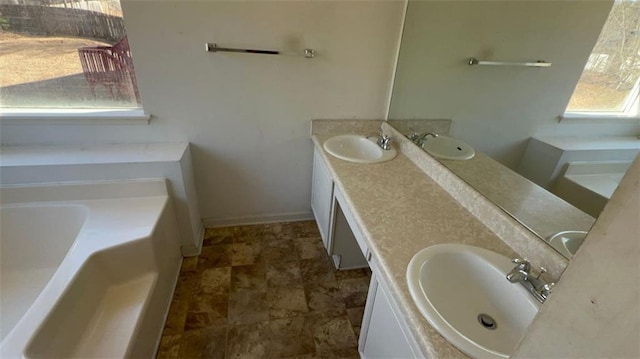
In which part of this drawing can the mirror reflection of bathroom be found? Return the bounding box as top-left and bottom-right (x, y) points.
(387, 0), (640, 259)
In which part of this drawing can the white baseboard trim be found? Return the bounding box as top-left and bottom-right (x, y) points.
(181, 223), (206, 257)
(202, 211), (314, 228)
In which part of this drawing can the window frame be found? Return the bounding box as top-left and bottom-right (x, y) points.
(0, 108), (150, 125)
(563, 0), (640, 120)
(0, 2), (144, 121)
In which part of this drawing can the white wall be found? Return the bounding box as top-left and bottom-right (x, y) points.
(388, 0), (633, 169)
(0, 1), (405, 223)
(515, 155), (640, 358)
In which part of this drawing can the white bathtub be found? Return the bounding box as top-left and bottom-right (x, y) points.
(554, 161), (633, 217)
(0, 180), (183, 358)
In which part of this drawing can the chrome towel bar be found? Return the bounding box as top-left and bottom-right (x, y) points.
(205, 43), (315, 58)
(468, 57), (551, 67)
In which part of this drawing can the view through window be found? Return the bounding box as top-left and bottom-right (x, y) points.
(566, 0), (640, 115)
(0, 0), (140, 109)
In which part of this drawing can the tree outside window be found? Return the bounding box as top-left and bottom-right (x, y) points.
(566, 0), (640, 115)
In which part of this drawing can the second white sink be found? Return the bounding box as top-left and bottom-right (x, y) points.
(421, 135), (475, 160)
(407, 244), (540, 358)
(323, 135), (397, 164)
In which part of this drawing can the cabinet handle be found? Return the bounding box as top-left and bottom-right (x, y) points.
(367, 251), (372, 261)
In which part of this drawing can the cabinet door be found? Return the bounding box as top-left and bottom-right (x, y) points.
(360, 273), (418, 359)
(311, 148), (334, 250)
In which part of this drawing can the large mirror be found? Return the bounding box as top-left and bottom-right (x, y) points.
(388, 0), (640, 259)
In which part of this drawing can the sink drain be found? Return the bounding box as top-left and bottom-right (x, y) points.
(477, 313), (497, 330)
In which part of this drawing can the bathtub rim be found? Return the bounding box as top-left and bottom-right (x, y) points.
(0, 179), (179, 358)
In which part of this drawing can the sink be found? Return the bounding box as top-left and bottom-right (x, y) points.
(406, 244), (540, 358)
(323, 135), (397, 163)
(421, 135), (475, 160)
(547, 230), (588, 257)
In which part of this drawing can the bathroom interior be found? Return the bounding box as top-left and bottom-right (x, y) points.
(0, 0), (639, 358)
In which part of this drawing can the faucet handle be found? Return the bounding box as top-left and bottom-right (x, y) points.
(535, 267), (547, 280)
(539, 282), (555, 299)
(512, 258), (531, 271)
(377, 134), (393, 150)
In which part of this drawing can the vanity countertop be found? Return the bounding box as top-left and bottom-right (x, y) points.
(441, 152), (596, 239)
(312, 133), (521, 358)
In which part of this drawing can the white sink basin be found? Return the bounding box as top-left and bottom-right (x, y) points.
(406, 244), (540, 358)
(421, 135), (475, 160)
(547, 230), (588, 258)
(323, 135), (397, 164)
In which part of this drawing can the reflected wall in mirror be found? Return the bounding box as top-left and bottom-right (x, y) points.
(388, 0), (640, 259)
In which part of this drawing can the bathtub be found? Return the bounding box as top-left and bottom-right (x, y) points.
(0, 179), (183, 358)
(554, 161), (633, 217)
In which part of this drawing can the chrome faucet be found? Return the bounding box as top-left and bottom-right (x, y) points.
(506, 258), (555, 303)
(409, 131), (438, 145)
(369, 132), (394, 150)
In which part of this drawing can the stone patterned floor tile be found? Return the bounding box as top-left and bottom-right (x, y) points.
(293, 220), (321, 238)
(305, 281), (347, 316)
(337, 277), (370, 308)
(230, 264), (267, 292)
(346, 307), (365, 338)
(268, 316), (316, 358)
(181, 256), (199, 273)
(295, 238), (328, 260)
(163, 299), (189, 336)
(263, 239), (299, 263)
(334, 268), (370, 281)
(231, 240), (264, 266)
(232, 224), (264, 240)
(185, 289), (228, 330)
(173, 272), (198, 301)
(268, 287), (310, 319)
(270, 222), (298, 240)
(315, 346), (360, 359)
(158, 221), (371, 359)
(307, 314), (358, 357)
(300, 256), (337, 283)
(228, 288), (269, 325)
(266, 261), (304, 288)
(178, 327), (227, 359)
(290, 354), (318, 359)
(197, 244), (233, 270)
(156, 334), (181, 359)
(203, 227), (235, 246)
(199, 267), (231, 294)
(226, 322), (270, 359)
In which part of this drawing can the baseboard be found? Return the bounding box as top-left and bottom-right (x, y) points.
(181, 223), (205, 257)
(202, 211), (314, 228)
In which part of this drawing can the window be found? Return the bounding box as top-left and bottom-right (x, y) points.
(0, 0), (141, 111)
(566, 0), (640, 117)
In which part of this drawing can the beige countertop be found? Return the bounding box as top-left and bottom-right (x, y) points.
(312, 133), (521, 358)
(441, 152), (595, 240)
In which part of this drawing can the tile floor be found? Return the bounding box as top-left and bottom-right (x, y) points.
(157, 220), (372, 359)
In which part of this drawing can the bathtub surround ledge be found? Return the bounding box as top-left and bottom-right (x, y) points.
(0, 142), (203, 256)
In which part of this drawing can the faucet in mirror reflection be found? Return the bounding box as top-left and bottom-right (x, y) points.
(409, 131), (439, 145)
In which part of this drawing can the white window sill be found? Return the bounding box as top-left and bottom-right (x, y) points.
(559, 112), (640, 124)
(0, 109), (151, 125)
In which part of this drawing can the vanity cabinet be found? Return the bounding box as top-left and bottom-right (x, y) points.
(360, 271), (420, 359)
(311, 147), (334, 249)
(312, 148), (368, 269)
(312, 145), (422, 357)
